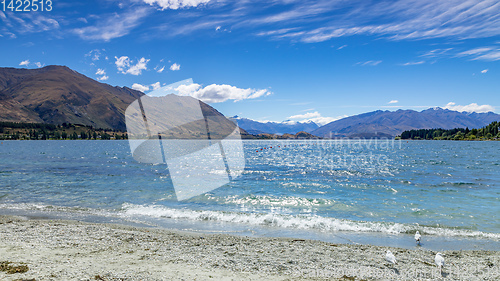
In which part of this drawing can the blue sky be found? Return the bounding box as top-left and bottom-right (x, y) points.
(1, 0), (499, 125)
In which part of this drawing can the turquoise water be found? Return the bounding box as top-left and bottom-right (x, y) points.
(0, 140), (499, 250)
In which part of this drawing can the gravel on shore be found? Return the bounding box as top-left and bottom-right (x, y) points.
(0, 215), (498, 280)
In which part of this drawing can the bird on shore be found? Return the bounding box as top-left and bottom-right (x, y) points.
(435, 252), (445, 274)
(385, 250), (397, 266)
(414, 231), (421, 245)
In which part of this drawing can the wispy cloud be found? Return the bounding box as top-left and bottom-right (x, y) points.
(420, 48), (454, 58)
(143, 0), (211, 10)
(481, 69), (488, 73)
(0, 12), (59, 37)
(388, 100), (399, 104)
(248, 0), (500, 43)
(457, 46), (500, 61)
(73, 8), (150, 41)
(3, 0), (500, 50)
(402, 61), (425, 66)
(131, 0), (499, 49)
(155, 65), (165, 73)
(86, 49), (103, 61)
(356, 60), (382, 66)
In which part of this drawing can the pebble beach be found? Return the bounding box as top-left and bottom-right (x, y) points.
(0, 215), (498, 280)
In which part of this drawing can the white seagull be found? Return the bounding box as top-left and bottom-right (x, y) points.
(414, 231), (421, 245)
(385, 250), (397, 266)
(435, 252), (445, 274)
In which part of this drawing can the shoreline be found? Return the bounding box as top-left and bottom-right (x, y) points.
(1, 215), (498, 280)
(2, 205), (499, 252)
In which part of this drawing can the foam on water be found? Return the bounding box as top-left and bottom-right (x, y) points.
(120, 203), (500, 240)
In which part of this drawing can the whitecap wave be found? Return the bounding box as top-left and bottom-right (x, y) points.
(120, 203), (500, 240)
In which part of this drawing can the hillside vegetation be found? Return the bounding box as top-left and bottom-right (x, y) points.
(398, 121), (500, 140)
(0, 121), (127, 140)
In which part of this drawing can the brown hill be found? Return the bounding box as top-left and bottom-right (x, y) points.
(0, 65), (143, 130)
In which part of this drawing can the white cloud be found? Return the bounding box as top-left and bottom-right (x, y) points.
(0, 12), (59, 37)
(175, 83), (271, 103)
(481, 69), (488, 74)
(308, 116), (346, 126)
(97, 75), (109, 81)
(151, 82), (161, 90)
(73, 8), (149, 41)
(127, 58), (150, 75)
(96, 69), (106, 75)
(143, 0), (211, 10)
(19, 60), (29, 66)
(402, 61), (425, 66)
(337, 44), (347, 50)
(288, 111), (345, 126)
(115, 56), (130, 72)
(443, 102), (495, 113)
(86, 49), (101, 61)
(133, 0), (500, 45)
(357, 60), (382, 66)
(288, 112), (321, 119)
(457, 47), (500, 61)
(34, 62), (43, 68)
(421, 48), (453, 58)
(156, 65), (165, 73)
(276, 0), (500, 43)
(132, 83), (150, 92)
(115, 56), (149, 75)
(388, 100), (399, 104)
(170, 63), (181, 71)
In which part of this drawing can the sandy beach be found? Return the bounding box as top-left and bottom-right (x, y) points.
(0, 215), (498, 280)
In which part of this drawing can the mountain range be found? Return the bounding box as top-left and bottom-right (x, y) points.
(233, 116), (319, 135)
(310, 108), (500, 138)
(1, 65), (498, 138)
(0, 65), (249, 138)
(0, 65), (143, 130)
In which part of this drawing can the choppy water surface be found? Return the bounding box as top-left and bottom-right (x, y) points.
(0, 140), (498, 250)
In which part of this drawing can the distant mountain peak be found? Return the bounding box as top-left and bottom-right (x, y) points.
(312, 108), (500, 138)
(234, 116), (319, 135)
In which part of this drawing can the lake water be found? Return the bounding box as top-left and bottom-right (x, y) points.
(0, 140), (498, 250)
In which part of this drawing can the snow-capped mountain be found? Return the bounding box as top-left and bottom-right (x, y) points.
(232, 116), (319, 135)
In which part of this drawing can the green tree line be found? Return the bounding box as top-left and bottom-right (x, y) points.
(398, 121), (500, 140)
(0, 122), (127, 140)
